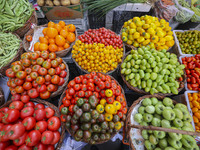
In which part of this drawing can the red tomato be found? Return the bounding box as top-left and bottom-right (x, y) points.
(46, 145), (55, 150)
(40, 91), (51, 99)
(22, 117), (36, 130)
(34, 109), (46, 121)
(0, 141), (10, 149)
(31, 52), (39, 60)
(30, 72), (38, 80)
(12, 65), (23, 73)
(45, 107), (55, 118)
(34, 104), (45, 110)
(25, 130), (41, 146)
(37, 84), (47, 93)
(116, 95), (124, 103)
(15, 86), (24, 93)
(45, 74), (52, 82)
(35, 121), (47, 133)
(47, 116), (61, 131)
(33, 142), (47, 150)
(81, 84), (87, 91)
(25, 68), (32, 75)
(48, 68), (56, 76)
(36, 77), (45, 85)
(32, 81), (38, 89)
(41, 131), (54, 145)
(84, 91), (92, 98)
(0, 125), (12, 142)
(85, 74), (92, 80)
(7, 124), (25, 140)
(41, 51), (49, 59)
(22, 59), (31, 67)
(5, 145), (18, 150)
(9, 101), (24, 110)
(55, 67), (61, 75)
(10, 80), (17, 88)
(93, 92), (99, 98)
(13, 132), (28, 146)
(0, 123), (3, 130)
(68, 88), (75, 95)
(23, 82), (32, 90)
(51, 131), (60, 145)
(43, 61), (51, 69)
(78, 91), (85, 97)
(36, 58), (44, 65)
(68, 80), (75, 88)
(49, 53), (56, 60)
(21, 107), (34, 119)
(60, 71), (67, 78)
(47, 84), (55, 92)
(28, 88), (39, 99)
(58, 77), (65, 86)
(24, 102), (35, 108)
(51, 75), (60, 84)
(32, 65), (41, 72)
(38, 67), (48, 76)
(4, 109), (20, 123)
(74, 77), (81, 84)
(18, 144), (33, 150)
(107, 97), (114, 104)
(15, 79), (24, 86)
(95, 86), (101, 92)
(59, 63), (66, 70)
(26, 75), (33, 82)
(5, 68), (15, 78)
(105, 81), (111, 89)
(87, 83), (95, 91)
(63, 100), (70, 107)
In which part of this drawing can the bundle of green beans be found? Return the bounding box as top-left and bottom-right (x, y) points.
(0, 32), (21, 68)
(0, 0), (34, 32)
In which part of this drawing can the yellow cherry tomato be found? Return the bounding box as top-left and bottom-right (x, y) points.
(115, 122), (122, 130)
(100, 99), (107, 106)
(96, 104), (104, 114)
(105, 113), (113, 122)
(105, 89), (113, 97)
(113, 101), (122, 110)
(105, 104), (116, 114)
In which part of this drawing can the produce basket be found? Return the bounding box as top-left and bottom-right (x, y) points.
(58, 73), (128, 145)
(14, 10), (37, 38)
(0, 34), (23, 76)
(23, 24), (77, 57)
(0, 98), (65, 150)
(0, 86), (5, 106)
(125, 95), (200, 150)
(121, 51), (186, 96)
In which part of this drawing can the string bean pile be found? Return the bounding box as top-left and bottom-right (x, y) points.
(0, 32), (21, 68)
(0, 0), (34, 32)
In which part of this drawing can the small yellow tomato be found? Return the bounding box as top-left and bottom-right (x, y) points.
(96, 104), (104, 113)
(105, 104), (115, 114)
(105, 89), (113, 97)
(105, 113), (113, 122)
(113, 101), (122, 110)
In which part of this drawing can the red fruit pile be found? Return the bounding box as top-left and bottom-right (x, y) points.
(0, 101), (61, 150)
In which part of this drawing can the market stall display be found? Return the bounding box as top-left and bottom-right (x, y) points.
(121, 46), (186, 95)
(23, 21), (77, 57)
(0, 99), (65, 149)
(5, 51), (69, 100)
(0, 0), (37, 38)
(59, 72), (127, 144)
(37, 0), (80, 6)
(121, 15), (175, 51)
(126, 95), (198, 150)
(72, 28), (124, 74)
(0, 32), (23, 76)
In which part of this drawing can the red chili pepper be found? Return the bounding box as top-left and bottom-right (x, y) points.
(191, 77), (196, 84)
(192, 73), (199, 79)
(196, 78), (200, 84)
(187, 84), (192, 90)
(191, 83), (199, 88)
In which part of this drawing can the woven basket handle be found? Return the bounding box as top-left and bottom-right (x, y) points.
(129, 124), (200, 136)
(122, 126), (130, 145)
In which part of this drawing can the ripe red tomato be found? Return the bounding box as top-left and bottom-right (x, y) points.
(38, 67), (48, 76)
(21, 107), (34, 119)
(49, 53), (56, 60)
(22, 59), (31, 67)
(51, 60), (59, 68)
(60, 71), (67, 78)
(9, 101), (24, 110)
(13, 132), (27, 146)
(35, 121), (47, 133)
(7, 124), (25, 140)
(4, 109), (20, 123)
(36, 58), (44, 65)
(15, 86), (24, 93)
(40, 91), (51, 99)
(23, 82), (32, 90)
(25, 68), (32, 75)
(34, 109), (46, 121)
(59, 63), (66, 70)
(32, 65), (41, 72)
(0, 125), (12, 142)
(107, 97), (114, 104)
(21, 95), (30, 103)
(30, 72), (38, 80)
(78, 91), (85, 97)
(0, 141), (10, 149)
(47, 116), (61, 131)
(32, 81), (38, 88)
(51, 131), (60, 145)
(51, 75), (60, 84)
(22, 117), (36, 130)
(35, 104), (45, 110)
(33, 142), (47, 150)
(6, 68), (15, 78)
(68, 88), (75, 96)
(41, 51), (49, 59)
(74, 77), (81, 84)
(45, 107), (55, 118)
(47, 84), (55, 92)
(45, 74), (52, 82)
(12, 65), (23, 73)
(31, 59), (37, 65)
(25, 130), (41, 146)
(31, 52), (39, 60)
(41, 131), (54, 145)
(24, 102), (35, 108)
(56, 57), (62, 64)
(63, 100), (70, 107)
(68, 80), (75, 88)
(48, 68), (56, 76)
(36, 77), (45, 85)
(28, 88), (39, 99)
(42, 61), (51, 69)
(36, 84), (47, 93)
(11, 94), (21, 101)
(58, 77), (65, 86)
(46, 145), (55, 150)
(87, 83), (95, 91)
(15, 79), (24, 86)
(5, 145), (18, 150)
(26, 75), (33, 82)
(55, 67), (61, 75)
(10, 81), (17, 88)
(18, 144), (32, 150)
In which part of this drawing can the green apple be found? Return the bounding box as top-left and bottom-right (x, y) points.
(140, 122), (148, 126)
(138, 106), (145, 114)
(181, 135), (196, 148)
(163, 97), (173, 106)
(162, 109), (175, 120)
(144, 113), (153, 122)
(151, 118), (161, 127)
(164, 147), (176, 150)
(161, 119), (171, 128)
(142, 98), (152, 106)
(149, 135), (159, 145)
(148, 130), (153, 134)
(183, 121), (193, 127)
(151, 97), (158, 105)
(168, 137), (182, 149)
(182, 125), (195, 132)
(155, 104), (165, 115)
(141, 130), (148, 139)
(169, 104), (175, 109)
(173, 108), (183, 120)
(157, 101), (163, 105)
(168, 127), (182, 140)
(173, 118), (183, 128)
(144, 140), (155, 150)
(175, 103), (187, 110)
(159, 138), (168, 148)
(145, 105), (155, 114)
(134, 113), (143, 123)
(153, 130), (166, 139)
(183, 114), (193, 122)
(155, 148), (162, 150)
(185, 144), (200, 150)
(154, 114), (162, 120)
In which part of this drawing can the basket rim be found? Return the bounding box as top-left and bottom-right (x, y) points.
(58, 72), (128, 145)
(120, 50), (186, 96)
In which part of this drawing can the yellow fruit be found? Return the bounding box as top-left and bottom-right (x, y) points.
(160, 19), (166, 24)
(135, 21), (143, 27)
(165, 35), (173, 41)
(137, 37), (145, 43)
(124, 22), (128, 27)
(167, 31), (173, 35)
(156, 30), (165, 37)
(159, 37), (166, 43)
(147, 28), (155, 35)
(130, 22), (136, 29)
(129, 28), (136, 34)
(142, 39), (150, 46)
(143, 32), (150, 39)
(133, 41), (139, 47)
(166, 40), (175, 47)
(133, 32), (140, 39)
(145, 19), (152, 24)
(133, 17), (140, 22)
(163, 45), (169, 50)
(164, 26), (171, 31)
(122, 32), (128, 37)
(128, 35), (134, 41)
(160, 24), (165, 29)
(142, 24), (150, 29)
(149, 42), (155, 48)
(138, 29), (145, 34)
(150, 23), (157, 29)
(122, 36), (128, 42)
(151, 35), (159, 43)
(127, 40), (133, 45)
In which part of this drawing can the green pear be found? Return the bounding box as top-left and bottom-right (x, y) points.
(142, 98), (152, 106)
(163, 97), (173, 106)
(138, 106), (145, 114)
(173, 108), (183, 120)
(162, 109), (176, 120)
(141, 130), (148, 139)
(143, 113), (153, 122)
(144, 140), (155, 150)
(181, 135), (196, 148)
(151, 97), (158, 105)
(159, 138), (168, 148)
(164, 147), (176, 150)
(145, 105), (155, 114)
(151, 118), (161, 127)
(161, 119), (171, 128)
(165, 107), (172, 110)
(168, 127), (182, 140)
(149, 135), (159, 145)
(155, 104), (165, 115)
(168, 137), (182, 149)
(173, 118), (183, 128)
(134, 113), (143, 123)
(153, 130), (166, 139)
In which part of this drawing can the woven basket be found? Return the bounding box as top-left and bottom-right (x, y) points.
(0, 98), (65, 150)
(23, 24), (77, 58)
(58, 73), (127, 145)
(0, 34), (23, 76)
(14, 10), (37, 38)
(72, 44), (126, 75)
(0, 86), (5, 106)
(120, 51), (186, 96)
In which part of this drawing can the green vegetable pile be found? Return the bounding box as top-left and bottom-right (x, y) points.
(0, 32), (21, 68)
(121, 46), (185, 95)
(0, 0), (34, 32)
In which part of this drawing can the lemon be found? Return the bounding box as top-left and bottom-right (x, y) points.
(133, 32), (140, 39)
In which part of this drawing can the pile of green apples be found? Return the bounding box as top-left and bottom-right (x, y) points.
(134, 97), (199, 150)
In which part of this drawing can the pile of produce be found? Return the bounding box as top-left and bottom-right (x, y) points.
(37, 0), (80, 6)
(0, 32), (21, 69)
(34, 21), (76, 52)
(0, 0), (34, 32)
(59, 72), (127, 144)
(187, 92), (200, 132)
(121, 15), (175, 51)
(181, 55), (200, 91)
(176, 30), (200, 54)
(72, 28), (124, 73)
(6, 51), (68, 100)
(134, 97), (199, 150)
(121, 46), (185, 95)
(0, 101), (61, 149)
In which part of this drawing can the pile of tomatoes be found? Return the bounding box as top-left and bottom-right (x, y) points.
(182, 54), (200, 91)
(6, 51), (68, 100)
(0, 100), (61, 150)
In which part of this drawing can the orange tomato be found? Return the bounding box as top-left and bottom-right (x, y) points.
(195, 125), (200, 130)
(194, 116), (199, 123)
(42, 28), (47, 36)
(39, 37), (48, 44)
(192, 101), (199, 107)
(46, 27), (58, 38)
(64, 26), (69, 31)
(39, 43), (48, 51)
(49, 38), (55, 44)
(34, 42), (40, 51)
(67, 32), (76, 43)
(195, 112), (200, 119)
(190, 102), (193, 108)
(192, 107), (199, 113)
(55, 35), (65, 46)
(48, 21), (55, 27)
(60, 29), (68, 38)
(67, 24), (76, 32)
(64, 43), (70, 49)
(57, 46), (64, 51)
(49, 44), (58, 52)
(59, 21), (65, 28)
(54, 24), (62, 32)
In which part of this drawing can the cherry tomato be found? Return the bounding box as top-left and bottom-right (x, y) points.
(43, 61), (51, 69)
(45, 107), (55, 118)
(21, 95), (30, 103)
(87, 83), (95, 91)
(0, 141), (10, 149)
(55, 67), (61, 75)
(23, 82), (32, 90)
(40, 91), (51, 99)
(9, 101), (24, 110)
(60, 70), (67, 78)
(31, 52), (39, 60)
(47, 116), (61, 131)
(28, 88), (39, 98)
(6, 68), (15, 78)
(21, 107), (34, 119)
(74, 77), (81, 83)
(26, 75), (33, 82)
(26, 35), (32, 42)
(30, 72), (38, 80)
(51, 75), (60, 84)
(47, 145), (55, 150)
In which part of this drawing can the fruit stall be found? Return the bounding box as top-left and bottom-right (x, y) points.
(0, 0), (200, 150)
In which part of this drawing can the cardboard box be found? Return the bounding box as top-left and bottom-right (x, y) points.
(41, 4), (83, 20)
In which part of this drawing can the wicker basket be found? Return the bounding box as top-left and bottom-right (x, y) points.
(14, 10), (37, 38)
(125, 95), (200, 150)
(72, 44), (126, 75)
(0, 86), (5, 106)
(0, 98), (65, 150)
(58, 73), (127, 145)
(0, 34), (23, 76)
(120, 51), (186, 96)
(23, 24), (77, 58)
